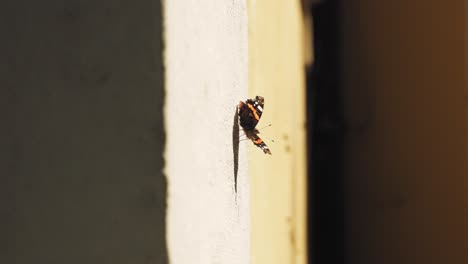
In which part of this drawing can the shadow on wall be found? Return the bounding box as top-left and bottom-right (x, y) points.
(1, 1), (168, 263)
(308, 0), (468, 264)
(232, 106), (240, 194)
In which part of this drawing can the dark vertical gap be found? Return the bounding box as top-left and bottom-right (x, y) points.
(306, 0), (346, 263)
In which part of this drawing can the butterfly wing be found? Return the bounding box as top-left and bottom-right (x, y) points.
(238, 96), (265, 131)
(251, 133), (271, 155)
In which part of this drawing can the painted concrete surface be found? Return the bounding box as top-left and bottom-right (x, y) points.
(1, 1), (167, 264)
(248, 1), (307, 264)
(164, 1), (250, 263)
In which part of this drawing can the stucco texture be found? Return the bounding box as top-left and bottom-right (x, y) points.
(164, 1), (250, 263)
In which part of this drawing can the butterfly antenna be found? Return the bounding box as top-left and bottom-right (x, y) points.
(239, 124), (274, 143)
(238, 124), (271, 139)
(257, 124), (272, 131)
(264, 135), (275, 143)
(257, 124), (275, 143)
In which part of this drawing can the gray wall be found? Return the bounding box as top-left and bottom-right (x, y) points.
(1, 1), (167, 263)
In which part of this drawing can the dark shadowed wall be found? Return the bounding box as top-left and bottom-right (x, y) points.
(342, 1), (467, 264)
(0, 1), (167, 263)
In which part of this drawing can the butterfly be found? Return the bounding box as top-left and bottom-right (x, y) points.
(238, 95), (272, 155)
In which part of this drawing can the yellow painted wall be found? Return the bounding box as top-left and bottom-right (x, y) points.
(248, 1), (307, 263)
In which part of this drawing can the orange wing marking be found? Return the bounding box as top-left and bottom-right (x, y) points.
(247, 103), (260, 121)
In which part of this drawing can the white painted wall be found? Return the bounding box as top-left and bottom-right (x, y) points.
(164, 1), (250, 263)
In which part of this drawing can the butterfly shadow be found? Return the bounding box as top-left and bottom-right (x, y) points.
(232, 105), (240, 194)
